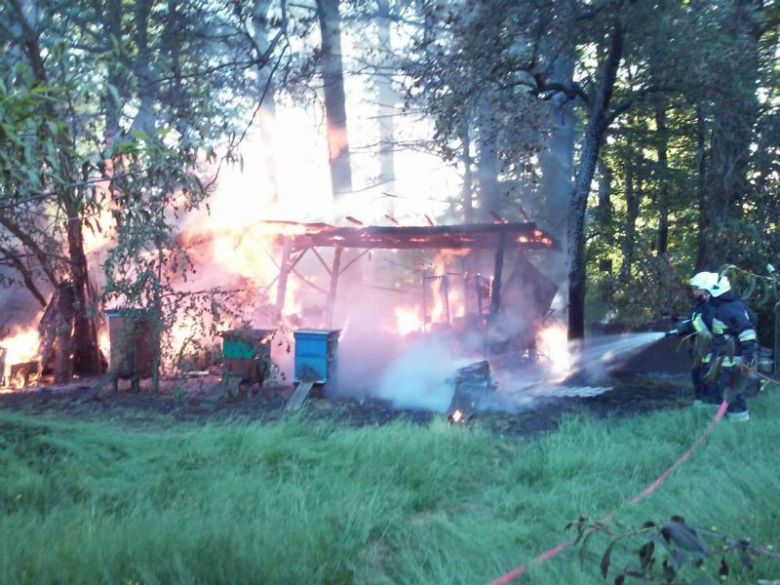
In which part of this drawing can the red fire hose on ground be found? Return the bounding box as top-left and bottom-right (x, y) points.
(489, 400), (730, 584)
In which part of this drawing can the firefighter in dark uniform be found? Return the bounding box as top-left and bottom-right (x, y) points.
(669, 272), (718, 407)
(703, 275), (758, 421)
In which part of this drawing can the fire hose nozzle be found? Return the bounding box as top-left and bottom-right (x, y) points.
(665, 329), (679, 337)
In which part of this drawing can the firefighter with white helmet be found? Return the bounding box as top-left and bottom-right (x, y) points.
(702, 273), (758, 421)
(668, 271), (719, 407)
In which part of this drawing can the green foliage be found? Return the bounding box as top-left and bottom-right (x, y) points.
(402, 0), (557, 216)
(0, 0), (270, 373)
(594, 252), (693, 325)
(716, 264), (780, 347)
(578, 514), (780, 584)
(99, 132), (249, 379)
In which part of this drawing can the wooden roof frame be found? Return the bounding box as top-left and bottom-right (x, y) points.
(265, 221), (560, 328)
(265, 220), (559, 252)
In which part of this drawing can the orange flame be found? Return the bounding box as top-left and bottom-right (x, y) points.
(394, 306), (422, 336)
(537, 323), (572, 380)
(429, 254), (447, 326)
(98, 328), (110, 366)
(1, 327), (41, 389)
(426, 251), (469, 328)
(2, 328), (40, 366)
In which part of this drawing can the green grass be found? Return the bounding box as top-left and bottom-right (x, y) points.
(1, 384), (779, 584)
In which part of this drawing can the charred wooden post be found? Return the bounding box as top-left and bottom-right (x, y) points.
(490, 225), (507, 317)
(443, 274), (451, 326)
(483, 226), (508, 358)
(275, 242), (292, 319)
(473, 274), (489, 316)
(326, 247), (343, 328)
(447, 360), (496, 422)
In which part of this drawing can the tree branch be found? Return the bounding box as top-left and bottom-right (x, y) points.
(0, 215), (58, 285)
(536, 79), (591, 107)
(605, 85), (674, 128)
(0, 245), (47, 307)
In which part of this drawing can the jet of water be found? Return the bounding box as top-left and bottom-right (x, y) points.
(482, 331), (667, 412)
(567, 331), (667, 383)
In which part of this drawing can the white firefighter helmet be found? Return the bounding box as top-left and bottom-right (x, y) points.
(708, 274), (731, 297)
(689, 272), (718, 290)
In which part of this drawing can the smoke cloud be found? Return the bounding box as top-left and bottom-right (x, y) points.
(371, 333), (472, 411)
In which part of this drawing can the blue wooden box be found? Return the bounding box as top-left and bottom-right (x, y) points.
(293, 329), (340, 384)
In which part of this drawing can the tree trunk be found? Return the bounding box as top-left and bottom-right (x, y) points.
(696, 0), (761, 269)
(538, 2), (576, 241)
(253, 0), (280, 203)
(316, 0), (360, 309)
(376, 0), (397, 215)
(55, 284), (74, 384)
(567, 20), (623, 341)
(596, 161), (613, 237)
(66, 200), (102, 376)
(317, 0), (353, 202)
(655, 103), (669, 256)
(477, 95), (501, 221)
(694, 103), (709, 271)
(8, 0), (102, 377)
(104, 0), (123, 142)
(130, 0), (157, 135)
(461, 122), (475, 222)
(619, 162), (639, 281)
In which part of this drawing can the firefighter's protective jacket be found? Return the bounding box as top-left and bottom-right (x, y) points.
(704, 292), (758, 366)
(677, 298), (714, 365)
(677, 298), (712, 336)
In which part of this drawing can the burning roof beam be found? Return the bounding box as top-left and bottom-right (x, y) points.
(265, 222), (559, 252)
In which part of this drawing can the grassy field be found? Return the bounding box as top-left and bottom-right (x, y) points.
(1, 383), (779, 584)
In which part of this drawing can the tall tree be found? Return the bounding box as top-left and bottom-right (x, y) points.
(0, 0), (271, 379)
(375, 0), (398, 214)
(316, 0), (353, 201)
(1, 0), (104, 377)
(537, 0), (577, 242)
(694, 0), (769, 269)
(565, 15), (625, 339)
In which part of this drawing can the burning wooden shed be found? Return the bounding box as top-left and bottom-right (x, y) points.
(256, 220), (560, 333)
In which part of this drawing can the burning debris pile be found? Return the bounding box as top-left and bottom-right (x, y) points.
(447, 361), (496, 423)
(0, 327), (42, 391)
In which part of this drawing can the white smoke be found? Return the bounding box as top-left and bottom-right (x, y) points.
(372, 333), (472, 411)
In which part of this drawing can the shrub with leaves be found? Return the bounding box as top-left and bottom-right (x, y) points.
(100, 135), (254, 388)
(569, 515), (780, 584)
(717, 264), (780, 350)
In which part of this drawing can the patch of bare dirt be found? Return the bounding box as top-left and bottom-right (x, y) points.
(0, 373), (694, 437)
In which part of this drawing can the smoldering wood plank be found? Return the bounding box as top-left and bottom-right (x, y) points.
(285, 381), (315, 411)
